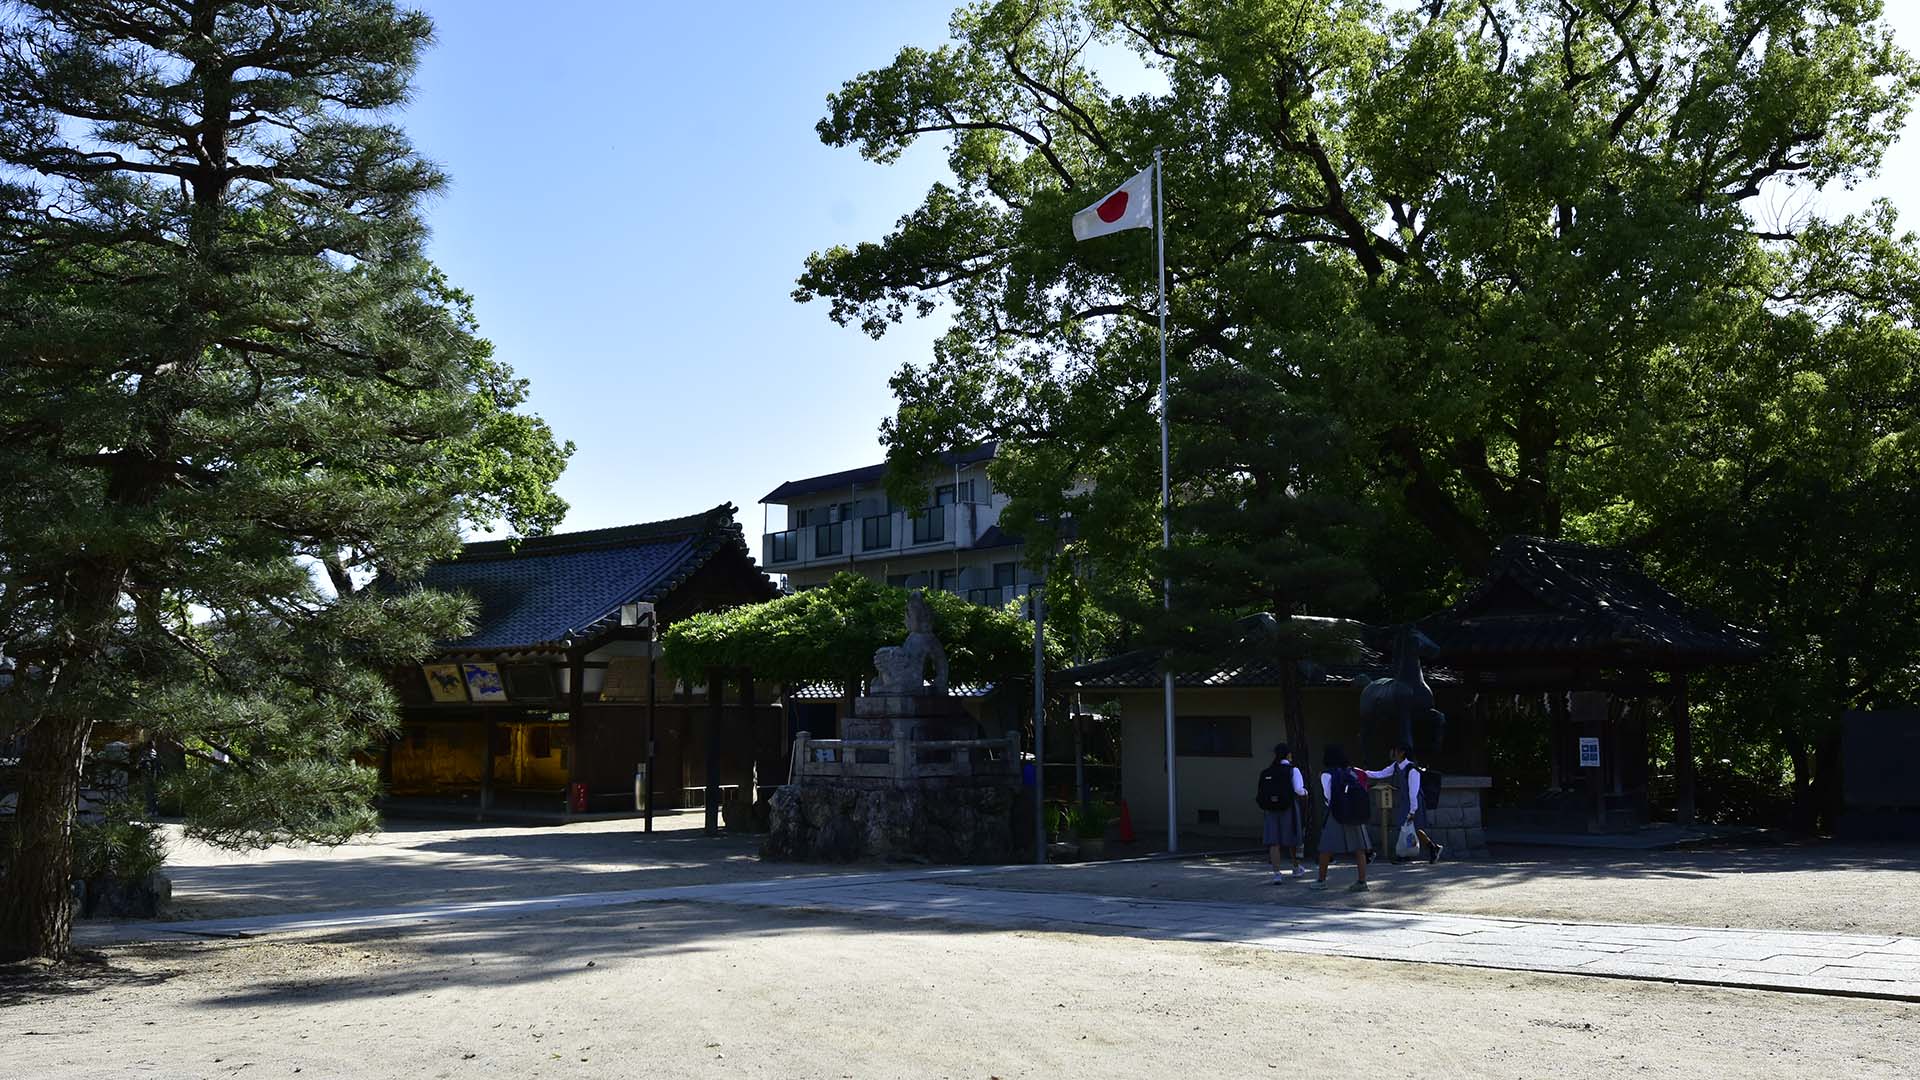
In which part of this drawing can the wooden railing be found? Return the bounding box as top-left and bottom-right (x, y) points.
(790, 730), (1022, 784)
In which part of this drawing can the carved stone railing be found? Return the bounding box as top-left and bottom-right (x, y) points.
(790, 730), (1022, 787)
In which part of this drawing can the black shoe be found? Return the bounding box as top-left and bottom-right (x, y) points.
(1429, 844), (1444, 864)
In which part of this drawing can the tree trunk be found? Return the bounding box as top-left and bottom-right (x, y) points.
(0, 711), (91, 961)
(1811, 729), (1844, 835)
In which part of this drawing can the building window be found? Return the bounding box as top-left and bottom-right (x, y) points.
(936, 568), (959, 594)
(993, 562), (1017, 589)
(886, 574), (911, 588)
(911, 508), (945, 543)
(769, 530), (798, 563)
(933, 480), (976, 506)
(862, 514), (892, 550)
(1175, 716), (1252, 758)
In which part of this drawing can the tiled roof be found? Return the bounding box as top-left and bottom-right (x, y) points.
(1056, 615), (1423, 691)
(1417, 536), (1765, 668)
(407, 505), (763, 652)
(761, 443), (997, 504)
(786, 680), (998, 700)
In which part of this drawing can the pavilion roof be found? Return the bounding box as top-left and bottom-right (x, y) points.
(1417, 536), (1765, 671)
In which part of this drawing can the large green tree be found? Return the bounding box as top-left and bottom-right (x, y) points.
(663, 572), (1057, 694)
(799, 0), (1920, 823)
(0, 0), (570, 960)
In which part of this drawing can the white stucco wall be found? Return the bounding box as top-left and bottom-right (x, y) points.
(1115, 685), (1372, 837)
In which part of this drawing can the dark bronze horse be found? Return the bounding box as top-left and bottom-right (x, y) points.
(1358, 624), (1446, 756)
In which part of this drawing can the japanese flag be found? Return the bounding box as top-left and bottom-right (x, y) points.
(1072, 164), (1154, 241)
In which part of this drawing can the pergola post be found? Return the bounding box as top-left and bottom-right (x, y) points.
(705, 668), (724, 835)
(1672, 672), (1695, 826)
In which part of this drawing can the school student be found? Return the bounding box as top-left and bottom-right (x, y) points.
(1311, 744), (1370, 892)
(1366, 744), (1443, 863)
(1255, 743), (1308, 881)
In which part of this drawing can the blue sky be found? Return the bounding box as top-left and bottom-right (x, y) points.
(401, 1), (1920, 541)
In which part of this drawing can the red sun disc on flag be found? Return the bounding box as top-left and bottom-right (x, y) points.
(1096, 191), (1129, 222)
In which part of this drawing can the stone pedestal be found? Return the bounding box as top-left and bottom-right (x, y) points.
(762, 783), (1019, 864)
(843, 693), (983, 743)
(1430, 775), (1491, 856)
(767, 690), (1022, 863)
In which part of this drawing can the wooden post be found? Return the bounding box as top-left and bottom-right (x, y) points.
(793, 732), (810, 784)
(740, 670), (759, 803)
(1673, 672), (1695, 826)
(705, 669), (723, 835)
(566, 649), (585, 815)
(479, 714), (497, 822)
(1548, 691), (1572, 789)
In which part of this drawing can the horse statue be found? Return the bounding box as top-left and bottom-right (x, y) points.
(871, 590), (950, 695)
(1358, 623), (1446, 756)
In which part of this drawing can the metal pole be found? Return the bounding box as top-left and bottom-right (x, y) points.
(1032, 580), (1047, 864)
(1155, 147), (1178, 854)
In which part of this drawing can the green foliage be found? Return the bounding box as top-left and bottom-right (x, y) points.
(802, 0), (1920, 827)
(663, 573), (1058, 687)
(1060, 799), (1116, 840)
(0, 1), (571, 954)
(71, 803), (168, 885)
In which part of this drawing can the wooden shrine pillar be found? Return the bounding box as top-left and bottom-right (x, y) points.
(565, 649), (585, 815)
(705, 669), (723, 835)
(1672, 672), (1695, 826)
(739, 671), (759, 802)
(1548, 690), (1572, 789)
(479, 713), (498, 822)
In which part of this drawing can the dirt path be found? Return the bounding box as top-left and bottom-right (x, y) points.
(972, 841), (1920, 937)
(9, 903), (1915, 1080)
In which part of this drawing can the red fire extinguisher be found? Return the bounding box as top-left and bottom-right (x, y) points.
(569, 782), (588, 813)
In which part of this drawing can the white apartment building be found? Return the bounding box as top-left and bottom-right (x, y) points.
(759, 443), (1043, 607)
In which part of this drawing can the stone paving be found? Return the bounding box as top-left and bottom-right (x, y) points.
(105, 865), (1920, 1001)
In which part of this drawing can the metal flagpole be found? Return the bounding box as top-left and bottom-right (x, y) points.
(1155, 147), (1177, 854)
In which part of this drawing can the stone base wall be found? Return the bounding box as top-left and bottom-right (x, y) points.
(1428, 787), (1489, 856)
(763, 783), (1021, 864)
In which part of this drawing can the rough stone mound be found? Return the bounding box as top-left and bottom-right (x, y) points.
(764, 784), (1020, 864)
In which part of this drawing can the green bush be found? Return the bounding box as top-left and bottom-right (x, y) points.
(72, 802), (168, 884)
(1063, 801), (1116, 840)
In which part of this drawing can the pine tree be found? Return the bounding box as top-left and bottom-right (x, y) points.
(0, 1), (570, 960)
(1154, 357), (1375, 764)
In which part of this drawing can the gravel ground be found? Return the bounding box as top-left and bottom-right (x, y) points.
(970, 840), (1920, 937)
(9, 902), (1916, 1080)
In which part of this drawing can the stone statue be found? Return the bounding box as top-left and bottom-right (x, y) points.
(871, 590), (949, 695)
(1358, 623), (1447, 756)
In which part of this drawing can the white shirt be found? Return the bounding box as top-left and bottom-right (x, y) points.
(1276, 762), (1307, 798)
(1365, 761), (1420, 816)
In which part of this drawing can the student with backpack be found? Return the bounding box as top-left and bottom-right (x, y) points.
(1311, 744), (1371, 892)
(1255, 743), (1308, 881)
(1366, 743), (1444, 863)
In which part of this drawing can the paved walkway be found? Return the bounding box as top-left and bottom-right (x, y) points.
(103, 869), (1920, 1001)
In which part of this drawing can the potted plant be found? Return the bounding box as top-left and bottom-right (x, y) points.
(1065, 801), (1116, 860)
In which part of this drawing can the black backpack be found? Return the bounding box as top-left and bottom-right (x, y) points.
(1328, 769), (1370, 825)
(1418, 765), (1443, 812)
(1255, 765), (1294, 812)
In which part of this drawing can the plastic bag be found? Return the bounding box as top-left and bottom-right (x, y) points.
(1395, 821), (1420, 858)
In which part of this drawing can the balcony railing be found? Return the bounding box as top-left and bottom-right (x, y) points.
(965, 584), (1033, 608)
(763, 502), (991, 569)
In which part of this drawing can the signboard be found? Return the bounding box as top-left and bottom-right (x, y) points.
(1578, 737), (1601, 768)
